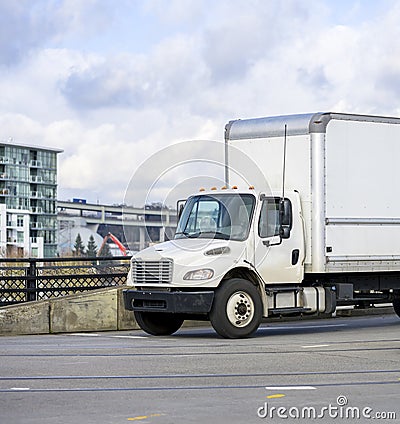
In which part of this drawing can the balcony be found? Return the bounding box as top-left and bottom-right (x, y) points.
(30, 222), (43, 229)
(0, 188), (9, 195)
(0, 173), (9, 180)
(31, 191), (52, 199)
(0, 157), (9, 164)
(30, 207), (43, 214)
(30, 160), (42, 168)
(30, 176), (42, 183)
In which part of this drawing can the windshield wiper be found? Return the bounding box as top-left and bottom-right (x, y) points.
(186, 231), (229, 240)
(175, 231), (192, 238)
(176, 230), (230, 240)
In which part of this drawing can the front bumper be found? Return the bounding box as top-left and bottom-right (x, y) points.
(123, 289), (214, 314)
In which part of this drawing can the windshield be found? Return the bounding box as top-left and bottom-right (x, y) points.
(175, 193), (255, 241)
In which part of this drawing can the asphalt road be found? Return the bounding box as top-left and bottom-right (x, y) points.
(0, 314), (399, 424)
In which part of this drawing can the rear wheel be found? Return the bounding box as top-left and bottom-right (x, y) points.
(393, 298), (400, 318)
(210, 278), (263, 338)
(134, 311), (184, 336)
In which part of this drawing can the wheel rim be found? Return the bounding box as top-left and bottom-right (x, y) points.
(226, 291), (255, 327)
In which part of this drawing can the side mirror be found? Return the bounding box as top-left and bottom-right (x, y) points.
(177, 199), (186, 220)
(279, 199), (292, 239)
(279, 226), (291, 239)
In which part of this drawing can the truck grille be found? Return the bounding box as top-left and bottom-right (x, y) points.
(131, 259), (173, 284)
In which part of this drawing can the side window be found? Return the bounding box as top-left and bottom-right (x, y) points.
(258, 197), (292, 238)
(259, 198), (280, 238)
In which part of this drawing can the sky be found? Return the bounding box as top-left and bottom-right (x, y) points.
(1, 0), (400, 206)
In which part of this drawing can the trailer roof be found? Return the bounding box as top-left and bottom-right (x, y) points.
(225, 112), (400, 140)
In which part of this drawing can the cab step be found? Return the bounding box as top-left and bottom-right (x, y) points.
(269, 307), (312, 316)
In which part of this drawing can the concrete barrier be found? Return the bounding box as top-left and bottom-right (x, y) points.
(0, 287), (138, 336)
(0, 300), (51, 335)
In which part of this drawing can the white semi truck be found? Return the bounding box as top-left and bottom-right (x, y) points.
(124, 112), (400, 338)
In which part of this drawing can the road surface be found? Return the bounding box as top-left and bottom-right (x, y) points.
(0, 315), (399, 423)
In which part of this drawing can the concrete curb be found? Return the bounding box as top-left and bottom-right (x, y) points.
(0, 287), (396, 336)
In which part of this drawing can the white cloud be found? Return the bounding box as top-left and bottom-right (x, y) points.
(60, 34), (208, 112)
(143, 0), (208, 26)
(0, 114), (43, 144)
(1, 0), (400, 205)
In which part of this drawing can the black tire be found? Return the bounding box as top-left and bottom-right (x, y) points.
(134, 311), (184, 336)
(209, 278), (263, 339)
(393, 298), (400, 318)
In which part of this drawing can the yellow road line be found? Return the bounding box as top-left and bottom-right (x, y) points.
(127, 413), (163, 421)
(267, 394), (286, 399)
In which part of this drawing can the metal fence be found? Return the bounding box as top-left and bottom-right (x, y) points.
(0, 256), (131, 306)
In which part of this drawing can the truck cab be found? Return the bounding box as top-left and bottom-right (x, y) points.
(124, 187), (320, 338)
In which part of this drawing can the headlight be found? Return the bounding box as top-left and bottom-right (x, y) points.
(204, 246), (230, 256)
(183, 268), (214, 280)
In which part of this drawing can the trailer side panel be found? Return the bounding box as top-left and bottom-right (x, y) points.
(325, 119), (400, 272)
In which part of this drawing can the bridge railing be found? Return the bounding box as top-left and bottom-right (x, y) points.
(0, 256), (131, 306)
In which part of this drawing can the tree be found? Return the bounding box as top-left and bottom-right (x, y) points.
(86, 235), (98, 257)
(73, 233), (85, 256)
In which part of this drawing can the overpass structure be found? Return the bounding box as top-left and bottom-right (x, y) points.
(57, 200), (178, 251)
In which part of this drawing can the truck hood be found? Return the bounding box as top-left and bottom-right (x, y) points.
(131, 238), (248, 286)
(133, 238), (245, 264)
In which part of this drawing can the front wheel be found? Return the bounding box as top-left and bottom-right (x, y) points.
(393, 298), (400, 318)
(134, 311), (184, 336)
(209, 278), (263, 338)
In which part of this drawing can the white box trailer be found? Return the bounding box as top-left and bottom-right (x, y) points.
(124, 112), (400, 338)
(226, 112), (400, 274)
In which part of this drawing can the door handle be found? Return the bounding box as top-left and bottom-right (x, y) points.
(291, 249), (300, 265)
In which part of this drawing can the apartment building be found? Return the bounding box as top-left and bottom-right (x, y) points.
(0, 141), (63, 257)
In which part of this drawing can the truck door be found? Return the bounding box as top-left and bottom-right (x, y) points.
(254, 191), (305, 284)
